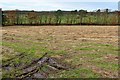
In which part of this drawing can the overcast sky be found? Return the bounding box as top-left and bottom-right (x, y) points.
(0, 0), (119, 11)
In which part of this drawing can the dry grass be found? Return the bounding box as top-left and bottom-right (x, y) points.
(1, 26), (119, 78)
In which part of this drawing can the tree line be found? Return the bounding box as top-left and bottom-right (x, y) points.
(2, 9), (120, 26)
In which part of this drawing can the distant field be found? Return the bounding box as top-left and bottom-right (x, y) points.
(1, 26), (119, 78)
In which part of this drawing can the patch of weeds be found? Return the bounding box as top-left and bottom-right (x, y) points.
(94, 43), (112, 47)
(2, 41), (27, 53)
(110, 47), (119, 51)
(39, 47), (50, 53)
(90, 59), (118, 71)
(55, 50), (66, 55)
(0, 42), (2, 45)
(75, 47), (95, 51)
(13, 58), (21, 65)
(27, 47), (36, 56)
(77, 43), (115, 49)
(50, 67), (101, 78)
(48, 50), (67, 56)
(68, 52), (103, 65)
(2, 41), (38, 55)
(99, 49), (118, 55)
(2, 41), (44, 67)
(80, 52), (102, 58)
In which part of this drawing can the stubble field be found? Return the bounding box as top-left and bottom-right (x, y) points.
(1, 26), (119, 78)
